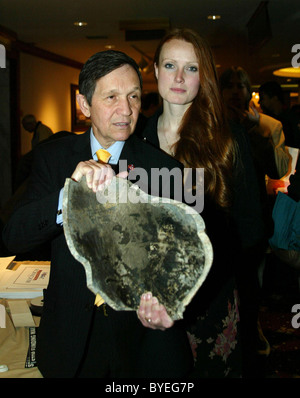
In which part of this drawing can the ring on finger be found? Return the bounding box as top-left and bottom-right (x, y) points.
(146, 318), (152, 323)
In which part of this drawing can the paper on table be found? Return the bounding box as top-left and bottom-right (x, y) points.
(0, 262), (50, 299)
(5, 264), (50, 289)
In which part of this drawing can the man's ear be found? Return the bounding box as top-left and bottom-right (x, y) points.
(76, 93), (91, 118)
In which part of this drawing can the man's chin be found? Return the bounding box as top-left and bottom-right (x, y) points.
(113, 129), (134, 142)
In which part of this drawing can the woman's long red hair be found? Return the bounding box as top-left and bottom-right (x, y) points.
(154, 28), (235, 208)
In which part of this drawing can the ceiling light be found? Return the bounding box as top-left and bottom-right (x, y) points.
(105, 45), (115, 49)
(273, 67), (300, 78)
(207, 15), (221, 20)
(74, 21), (88, 27)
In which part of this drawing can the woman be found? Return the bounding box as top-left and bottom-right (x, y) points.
(139, 28), (263, 377)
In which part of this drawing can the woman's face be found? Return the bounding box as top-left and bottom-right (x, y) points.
(155, 39), (200, 106)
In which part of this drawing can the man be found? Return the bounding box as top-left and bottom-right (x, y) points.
(259, 81), (300, 149)
(22, 114), (53, 149)
(15, 116), (53, 191)
(220, 67), (289, 179)
(3, 51), (193, 378)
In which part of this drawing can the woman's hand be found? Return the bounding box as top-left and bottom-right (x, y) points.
(137, 292), (174, 331)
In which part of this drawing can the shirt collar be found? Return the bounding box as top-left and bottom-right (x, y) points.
(90, 128), (125, 164)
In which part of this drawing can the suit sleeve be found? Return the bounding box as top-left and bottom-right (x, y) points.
(259, 114), (290, 178)
(2, 146), (63, 253)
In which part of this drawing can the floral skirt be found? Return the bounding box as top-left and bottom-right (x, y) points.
(186, 277), (242, 378)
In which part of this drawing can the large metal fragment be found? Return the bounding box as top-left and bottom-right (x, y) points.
(63, 176), (213, 320)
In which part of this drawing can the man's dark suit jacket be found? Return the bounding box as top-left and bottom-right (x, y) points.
(2, 130), (187, 377)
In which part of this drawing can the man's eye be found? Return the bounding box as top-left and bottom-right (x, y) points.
(164, 63), (174, 69)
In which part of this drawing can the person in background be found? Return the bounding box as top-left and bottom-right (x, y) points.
(1, 131), (75, 261)
(22, 114), (53, 149)
(141, 92), (160, 117)
(220, 68), (289, 182)
(219, 66), (288, 375)
(135, 92), (161, 136)
(259, 81), (300, 149)
(220, 67), (291, 239)
(3, 50), (193, 378)
(141, 28), (254, 377)
(269, 162), (300, 269)
(16, 115), (54, 192)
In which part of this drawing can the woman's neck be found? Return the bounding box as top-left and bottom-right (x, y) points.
(157, 102), (189, 156)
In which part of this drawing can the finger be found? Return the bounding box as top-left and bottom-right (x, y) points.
(150, 298), (173, 330)
(86, 166), (101, 190)
(137, 292), (174, 331)
(86, 164), (107, 191)
(137, 292), (148, 318)
(149, 296), (160, 323)
(137, 292), (156, 329)
(93, 165), (115, 192)
(137, 303), (152, 329)
(71, 160), (103, 187)
(71, 160), (95, 182)
(138, 314), (154, 329)
(137, 292), (153, 320)
(158, 304), (174, 329)
(117, 171), (129, 179)
(144, 292), (155, 320)
(73, 161), (114, 192)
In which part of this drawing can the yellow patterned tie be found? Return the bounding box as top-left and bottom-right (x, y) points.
(94, 148), (111, 307)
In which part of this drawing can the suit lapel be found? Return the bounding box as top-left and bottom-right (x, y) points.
(56, 130), (91, 180)
(72, 129), (92, 160)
